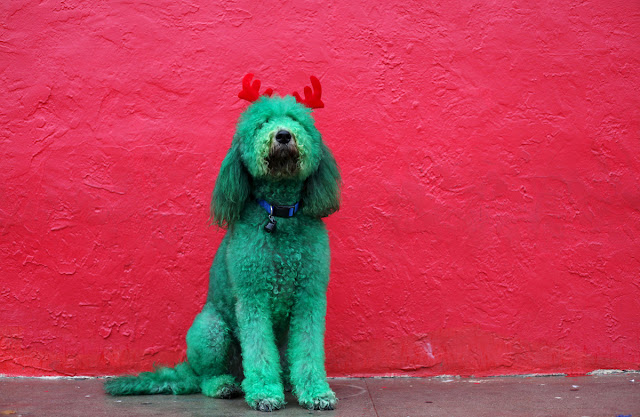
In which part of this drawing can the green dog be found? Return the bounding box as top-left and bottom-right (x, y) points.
(105, 74), (341, 412)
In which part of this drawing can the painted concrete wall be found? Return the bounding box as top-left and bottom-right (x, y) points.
(1, 0), (639, 377)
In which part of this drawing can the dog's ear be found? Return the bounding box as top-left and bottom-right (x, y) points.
(210, 142), (250, 227)
(301, 143), (341, 218)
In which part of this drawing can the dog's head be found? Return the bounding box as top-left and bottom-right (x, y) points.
(211, 75), (341, 227)
(235, 95), (320, 180)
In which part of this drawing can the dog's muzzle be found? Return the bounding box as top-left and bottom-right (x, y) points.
(267, 130), (300, 177)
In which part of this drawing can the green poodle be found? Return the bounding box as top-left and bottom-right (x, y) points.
(104, 74), (341, 412)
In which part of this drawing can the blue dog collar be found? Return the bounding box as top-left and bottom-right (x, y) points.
(257, 200), (300, 218)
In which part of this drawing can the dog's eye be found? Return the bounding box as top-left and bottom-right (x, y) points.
(258, 118), (270, 130)
(285, 113), (299, 123)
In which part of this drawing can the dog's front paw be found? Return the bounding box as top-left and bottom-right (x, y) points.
(244, 381), (285, 411)
(299, 390), (338, 410)
(251, 397), (286, 412)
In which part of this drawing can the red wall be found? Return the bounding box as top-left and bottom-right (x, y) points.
(1, 1), (639, 377)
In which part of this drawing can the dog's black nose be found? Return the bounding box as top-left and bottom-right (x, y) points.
(275, 130), (291, 144)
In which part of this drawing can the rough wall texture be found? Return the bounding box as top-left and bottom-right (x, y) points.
(1, 0), (639, 377)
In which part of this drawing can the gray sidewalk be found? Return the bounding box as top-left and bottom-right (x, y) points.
(1, 373), (638, 416)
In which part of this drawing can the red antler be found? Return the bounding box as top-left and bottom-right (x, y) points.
(293, 76), (324, 109)
(238, 73), (273, 102)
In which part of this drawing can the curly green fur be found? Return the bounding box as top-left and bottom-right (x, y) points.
(105, 95), (340, 412)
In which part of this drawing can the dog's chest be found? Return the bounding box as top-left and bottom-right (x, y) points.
(267, 249), (302, 324)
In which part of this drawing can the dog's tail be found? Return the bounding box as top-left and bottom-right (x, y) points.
(104, 362), (201, 396)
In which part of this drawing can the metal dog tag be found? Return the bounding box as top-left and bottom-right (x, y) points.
(264, 215), (277, 233)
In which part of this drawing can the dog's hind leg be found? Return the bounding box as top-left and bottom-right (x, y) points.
(186, 302), (241, 398)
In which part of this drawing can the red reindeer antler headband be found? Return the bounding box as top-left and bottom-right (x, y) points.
(292, 76), (324, 109)
(238, 73), (273, 102)
(238, 74), (324, 109)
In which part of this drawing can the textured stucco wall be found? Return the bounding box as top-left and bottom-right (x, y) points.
(1, 1), (639, 377)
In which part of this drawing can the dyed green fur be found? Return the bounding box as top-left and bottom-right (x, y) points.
(105, 95), (341, 411)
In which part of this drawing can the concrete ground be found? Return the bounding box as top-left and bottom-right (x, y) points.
(0, 373), (638, 417)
